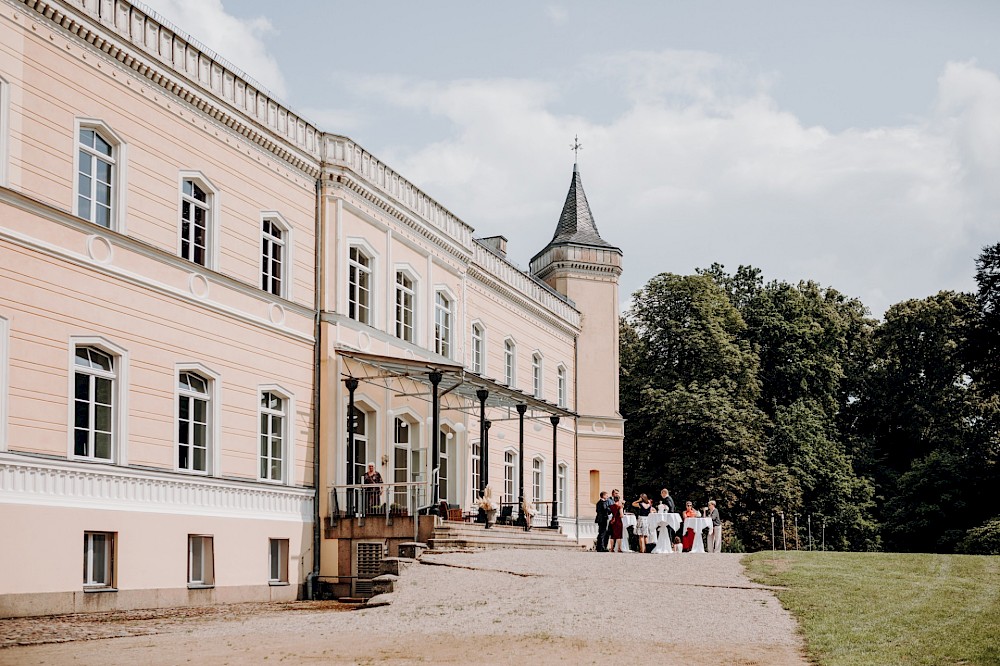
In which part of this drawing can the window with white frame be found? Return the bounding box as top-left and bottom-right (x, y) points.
(557, 365), (567, 407)
(269, 538), (289, 584)
(0, 316), (8, 452)
(76, 125), (118, 229)
(83, 531), (115, 589)
(177, 371), (210, 473)
(504, 339), (516, 386)
(395, 271), (414, 342)
(471, 439), (481, 494)
(348, 406), (368, 485)
(348, 246), (372, 324)
(73, 347), (116, 461)
(261, 217), (285, 296)
(532, 353), (542, 398)
(260, 391), (285, 482)
(187, 535), (214, 586)
(471, 324), (483, 374)
(180, 179), (211, 266)
(558, 463), (567, 514)
(434, 291), (452, 357)
(438, 428), (451, 503)
(532, 457), (543, 502)
(503, 450), (516, 503)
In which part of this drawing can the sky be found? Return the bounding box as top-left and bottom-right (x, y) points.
(139, 0), (1000, 317)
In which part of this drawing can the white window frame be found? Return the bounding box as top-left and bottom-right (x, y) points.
(67, 337), (129, 465)
(260, 211), (292, 299)
(504, 338), (516, 387)
(471, 439), (481, 494)
(347, 241), (377, 326)
(0, 76), (9, 187)
(174, 362), (221, 476)
(259, 384), (294, 484)
(73, 118), (127, 232)
(558, 462), (568, 515)
(434, 288), (454, 359)
(83, 531), (116, 589)
(269, 538), (289, 584)
(347, 402), (373, 486)
(394, 268), (416, 343)
(532, 352), (543, 398)
(503, 448), (518, 504)
(177, 171), (220, 269)
(0, 315), (8, 451)
(532, 456), (544, 502)
(470, 322), (484, 374)
(557, 364), (567, 408)
(187, 534), (215, 587)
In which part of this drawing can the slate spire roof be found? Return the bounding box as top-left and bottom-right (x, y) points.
(546, 165), (619, 251)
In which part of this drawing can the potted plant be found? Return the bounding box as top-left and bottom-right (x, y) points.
(476, 486), (497, 528)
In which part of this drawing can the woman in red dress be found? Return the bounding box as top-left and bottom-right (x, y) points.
(608, 496), (624, 552)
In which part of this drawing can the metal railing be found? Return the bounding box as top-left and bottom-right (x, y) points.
(328, 481), (431, 525)
(496, 500), (558, 527)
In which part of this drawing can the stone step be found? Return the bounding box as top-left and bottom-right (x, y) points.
(380, 556), (416, 576)
(371, 574), (398, 596)
(434, 528), (576, 543)
(398, 542), (428, 559)
(427, 536), (586, 551)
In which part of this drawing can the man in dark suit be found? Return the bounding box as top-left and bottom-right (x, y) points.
(595, 491), (611, 551)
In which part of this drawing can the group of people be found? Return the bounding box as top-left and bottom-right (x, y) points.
(594, 488), (722, 553)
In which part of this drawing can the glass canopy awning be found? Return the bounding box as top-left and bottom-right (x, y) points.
(336, 349), (576, 419)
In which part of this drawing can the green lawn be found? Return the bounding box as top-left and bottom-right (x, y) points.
(743, 551), (1000, 666)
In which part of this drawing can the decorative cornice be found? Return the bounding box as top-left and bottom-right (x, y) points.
(467, 265), (580, 336)
(0, 453), (314, 521)
(16, 0), (321, 177)
(0, 186), (315, 344)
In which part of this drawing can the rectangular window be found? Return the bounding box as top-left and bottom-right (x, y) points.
(260, 391), (285, 482)
(269, 538), (289, 583)
(558, 464), (567, 515)
(557, 366), (567, 407)
(261, 218), (284, 296)
(395, 272), (414, 342)
(438, 430), (449, 503)
(83, 531), (115, 588)
(73, 347), (115, 461)
(532, 458), (543, 502)
(504, 451), (515, 504)
(434, 292), (451, 357)
(178, 372), (209, 473)
(181, 179), (209, 266)
(348, 247), (372, 324)
(77, 128), (115, 228)
(471, 440), (481, 494)
(188, 535), (215, 586)
(532, 355), (542, 398)
(471, 325), (483, 374)
(504, 340), (515, 386)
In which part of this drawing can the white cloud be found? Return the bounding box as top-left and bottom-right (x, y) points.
(348, 52), (1000, 316)
(139, 0), (288, 99)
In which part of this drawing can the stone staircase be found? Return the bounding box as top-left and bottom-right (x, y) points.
(427, 521), (587, 551)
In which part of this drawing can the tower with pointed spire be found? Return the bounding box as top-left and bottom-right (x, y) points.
(531, 163), (624, 509)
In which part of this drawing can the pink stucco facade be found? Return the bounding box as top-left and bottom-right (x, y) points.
(0, 0), (622, 616)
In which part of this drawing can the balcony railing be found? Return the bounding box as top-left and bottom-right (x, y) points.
(328, 481), (432, 525)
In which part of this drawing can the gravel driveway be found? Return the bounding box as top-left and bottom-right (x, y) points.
(1, 550), (805, 665)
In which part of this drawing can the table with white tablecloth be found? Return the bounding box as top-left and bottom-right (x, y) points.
(612, 513), (636, 552)
(683, 517), (713, 553)
(649, 512), (682, 553)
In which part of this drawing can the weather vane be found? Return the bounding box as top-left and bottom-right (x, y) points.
(571, 134), (582, 163)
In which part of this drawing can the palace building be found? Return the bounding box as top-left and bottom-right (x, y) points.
(0, 0), (622, 615)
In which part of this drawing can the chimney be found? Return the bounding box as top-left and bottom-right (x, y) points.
(477, 235), (508, 258)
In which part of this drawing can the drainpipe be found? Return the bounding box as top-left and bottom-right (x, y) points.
(574, 334), (580, 545)
(307, 176), (323, 600)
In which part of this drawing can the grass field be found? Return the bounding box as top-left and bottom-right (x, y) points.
(743, 551), (1000, 665)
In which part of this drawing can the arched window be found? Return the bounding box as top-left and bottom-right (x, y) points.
(261, 216), (288, 297)
(348, 406), (368, 484)
(395, 271), (415, 342)
(504, 339), (516, 386)
(177, 371), (210, 473)
(259, 390), (286, 482)
(434, 291), (452, 357)
(557, 365), (567, 407)
(471, 323), (484, 374)
(532, 353), (543, 398)
(558, 463), (568, 515)
(76, 120), (125, 230)
(503, 450), (517, 504)
(532, 457), (543, 502)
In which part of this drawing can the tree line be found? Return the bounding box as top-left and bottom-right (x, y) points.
(620, 243), (1000, 553)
